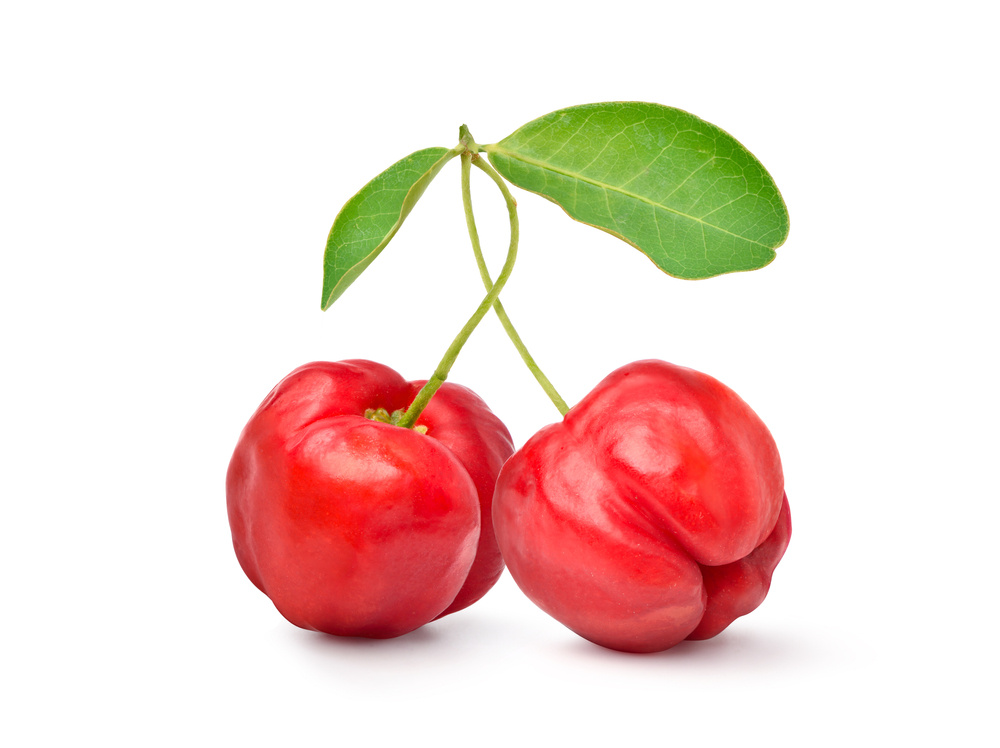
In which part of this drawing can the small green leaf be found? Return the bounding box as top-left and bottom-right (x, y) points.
(486, 102), (789, 279)
(321, 147), (455, 310)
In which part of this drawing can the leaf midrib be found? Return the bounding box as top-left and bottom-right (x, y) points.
(487, 144), (775, 248)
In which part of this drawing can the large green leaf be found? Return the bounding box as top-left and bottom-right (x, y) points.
(485, 102), (789, 279)
(321, 147), (454, 310)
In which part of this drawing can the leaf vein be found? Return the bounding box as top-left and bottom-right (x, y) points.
(491, 147), (774, 247)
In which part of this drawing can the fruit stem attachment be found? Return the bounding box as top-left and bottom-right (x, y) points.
(461, 151), (570, 416)
(396, 128), (521, 429)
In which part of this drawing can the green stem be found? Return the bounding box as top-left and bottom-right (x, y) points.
(396, 132), (521, 429)
(461, 152), (570, 416)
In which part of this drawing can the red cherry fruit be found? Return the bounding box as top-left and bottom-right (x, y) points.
(227, 360), (513, 638)
(493, 360), (791, 653)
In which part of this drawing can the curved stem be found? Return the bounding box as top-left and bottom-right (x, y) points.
(462, 153), (569, 416)
(396, 140), (522, 429)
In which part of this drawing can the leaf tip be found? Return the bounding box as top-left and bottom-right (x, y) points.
(320, 276), (343, 312)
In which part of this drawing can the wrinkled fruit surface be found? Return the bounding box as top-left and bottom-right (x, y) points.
(493, 360), (791, 653)
(227, 360), (514, 638)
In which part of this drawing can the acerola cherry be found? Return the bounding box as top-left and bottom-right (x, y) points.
(492, 359), (791, 653)
(226, 360), (513, 638)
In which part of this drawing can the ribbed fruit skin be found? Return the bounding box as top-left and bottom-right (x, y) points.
(493, 360), (791, 653)
(227, 360), (513, 638)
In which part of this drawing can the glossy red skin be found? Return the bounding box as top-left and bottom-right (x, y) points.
(493, 360), (791, 653)
(226, 360), (514, 638)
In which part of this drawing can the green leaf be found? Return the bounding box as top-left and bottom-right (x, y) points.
(485, 102), (789, 279)
(321, 147), (455, 310)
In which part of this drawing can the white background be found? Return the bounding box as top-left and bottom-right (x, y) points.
(3, 1), (997, 744)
